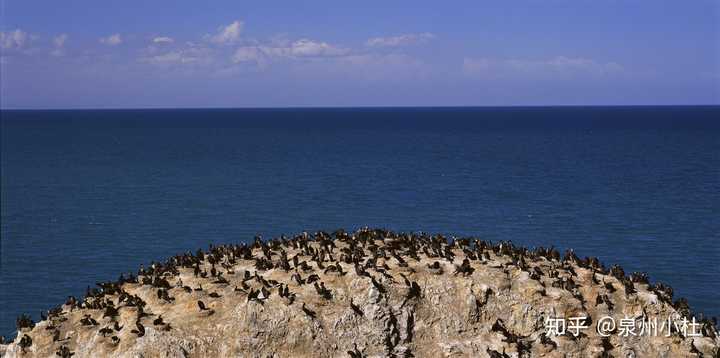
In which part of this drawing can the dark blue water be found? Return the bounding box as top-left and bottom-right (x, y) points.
(1, 107), (719, 337)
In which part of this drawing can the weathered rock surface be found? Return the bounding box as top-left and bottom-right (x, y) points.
(1, 228), (718, 357)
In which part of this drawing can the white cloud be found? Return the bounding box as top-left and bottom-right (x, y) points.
(0, 29), (29, 49)
(140, 43), (213, 65)
(153, 36), (174, 44)
(100, 33), (122, 46)
(232, 46), (268, 67)
(50, 33), (69, 56)
(231, 39), (349, 68)
(365, 33), (435, 47)
(210, 21), (243, 44)
(289, 39), (349, 57)
(463, 56), (623, 78)
(53, 33), (68, 48)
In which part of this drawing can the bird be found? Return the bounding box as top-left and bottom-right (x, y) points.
(301, 303), (316, 320)
(539, 333), (557, 349)
(130, 320), (145, 337)
(350, 299), (364, 316)
(19, 334), (33, 353)
(80, 314), (98, 326)
(197, 300), (209, 311)
(260, 286), (271, 300)
(153, 315), (165, 326)
(486, 347), (510, 358)
(56, 345), (74, 358)
(247, 289), (259, 302)
(347, 343), (364, 358)
(103, 306), (119, 319)
(370, 276), (385, 293)
(427, 261), (443, 274)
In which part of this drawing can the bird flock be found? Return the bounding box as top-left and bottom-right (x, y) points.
(4, 228), (719, 357)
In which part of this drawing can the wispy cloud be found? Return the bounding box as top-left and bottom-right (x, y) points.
(139, 43), (214, 66)
(209, 20), (243, 44)
(51, 33), (68, 56)
(463, 56), (623, 78)
(365, 33), (435, 47)
(231, 39), (350, 67)
(152, 37), (174, 44)
(0, 29), (29, 49)
(99, 33), (122, 46)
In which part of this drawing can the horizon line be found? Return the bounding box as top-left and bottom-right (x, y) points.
(2, 104), (719, 111)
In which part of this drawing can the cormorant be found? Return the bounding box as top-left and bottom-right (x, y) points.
(56, 345), (74, 358)
(19, 334), (32, 353)
(350, 299), (363, 316)
(131, 320), (145, 337)
(153, 315), (165, 326)
(301, 303), (316, 320)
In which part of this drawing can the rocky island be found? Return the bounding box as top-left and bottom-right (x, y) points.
(1, 228), (718, 357)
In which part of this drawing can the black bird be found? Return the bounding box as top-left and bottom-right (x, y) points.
(197, 300), (209, 311)
(16, 314), (35, 330)
(153, 315), (165, 326)
(427, 261), (443, 274)
(603, 280), (616, 293)
(314, 282), (332, 300)
(209, 292), (222, 298)
(350, 299), (364, 316)
(247, 288), (260, 302)
(486, 347), (510, 358)
(301, 303), (316, 320)
(347, 343), (364, 358)
(56, 345), (74, 358)
(291, 273), (305, 285)
(370, 276), (385, 293)
(113, 321), (123, 331)
(689, 340), (703, 357)
(131, 320), (145, 337)
(539, 333), (557, 349)
(19, 334), (33, 352)
(491, 319), (521, 343)
(600, 337), (614, 355)
(103, 306), (119, 319)
(99, 327), (113, 337)
(260, 286), (271, 300)
(111, 336), (120, 345)
(407, 281), (421, 299)
(454, 258), (474, 276)
(399, 273), (411, 287)
(306, 274), (320, 284)
(213, 275), (229, 285)
(80, 314), (98, 326)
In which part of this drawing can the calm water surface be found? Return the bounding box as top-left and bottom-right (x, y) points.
(1, 107), (719, 337)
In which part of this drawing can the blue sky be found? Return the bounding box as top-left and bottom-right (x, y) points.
(1, 0), (717, 108)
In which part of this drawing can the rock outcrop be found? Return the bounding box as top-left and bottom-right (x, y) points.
(1, 228), (718, 357)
